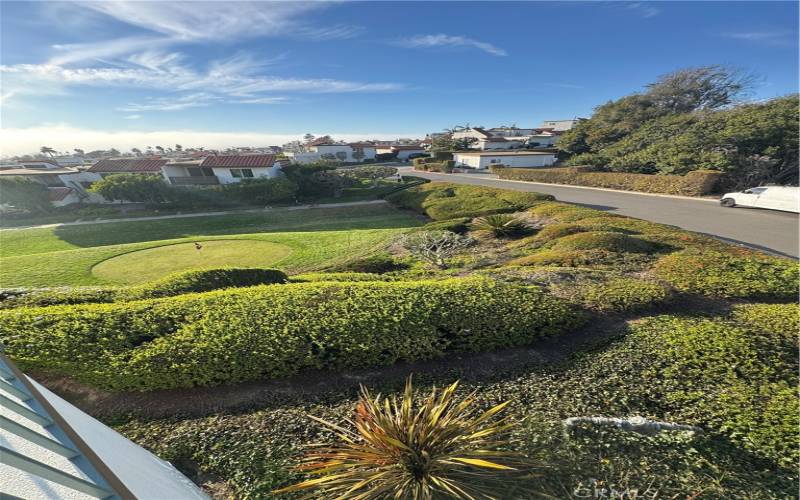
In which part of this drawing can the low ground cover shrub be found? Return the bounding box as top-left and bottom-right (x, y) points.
(0, 278), (583, 390)
(562, 277), (672, 312)
(619, 313), (799, 467)
(547, 231), (663, 254)
(493, 167), (722, 196)
(125, 268), (288, 300)
(528, 202), (611, 223)
(653, 249), (798, 300)
(509, 249), (658, 271)
(290, 272), (392, 282)
(387, 183), (553, 220)
(328, 253), (408, 274)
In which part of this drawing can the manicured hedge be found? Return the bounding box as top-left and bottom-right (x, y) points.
(492, 166), (722, 196)
(125, 268), (288, 300)
(387, 182), (553, 220)
(0, 287), (119, 309)
(653, 249), (798, 300)
(0, 278), (583, 390)
(328, 253), (408, 274)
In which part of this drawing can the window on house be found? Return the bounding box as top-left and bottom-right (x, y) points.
(231, 168), (254, 178)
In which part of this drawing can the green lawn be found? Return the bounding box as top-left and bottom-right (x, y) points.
(92, 240), (294, 284)
(0, 205), (422, 287)
(0, 204), (419, 258)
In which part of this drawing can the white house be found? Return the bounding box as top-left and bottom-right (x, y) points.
(540, 119), (584, 131)
(453, 151), (556, 170)
(163, 154), (288, 185)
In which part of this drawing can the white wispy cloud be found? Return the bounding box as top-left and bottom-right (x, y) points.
(394, 34), (508, 56)
(0, 52), (405, 110)
(625, 2), (661, 19)
(0, 125), (426, 157)
(721, 30), (796, 46)
(123, 114), (142, 120)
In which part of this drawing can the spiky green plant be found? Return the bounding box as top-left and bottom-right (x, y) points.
(470, 214), (532, 239)
(274, 377), (533, 498)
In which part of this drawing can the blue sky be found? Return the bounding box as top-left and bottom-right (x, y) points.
(1, 1), (798, 155)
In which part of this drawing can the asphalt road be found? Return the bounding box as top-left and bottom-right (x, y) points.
(401, 168), (799, 258)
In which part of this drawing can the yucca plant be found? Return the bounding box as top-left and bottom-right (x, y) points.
(274, 377), (534, 498)
(470, 214), (532, 239)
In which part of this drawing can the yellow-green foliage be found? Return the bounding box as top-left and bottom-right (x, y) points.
(0, 278), (583, 390)
(625, 312), (799, 466)
(387, 182), (553, 220)
(653, 249), (798, 299)
(291, 272), (392, 282)
(730, 303), (799, 339)
(528, 202), (609, 223)
(560, 277), (672, 313)
(548, 231), (662, 253)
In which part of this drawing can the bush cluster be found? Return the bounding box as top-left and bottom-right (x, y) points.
(559, 276), (673, 313)
(547, 231), (663, 254)
(0, 278), (583, 390)
(653, 249), (798, 300)
(329, 253), (408, 274)
(413, 158), (456, 173)
(387, 183), (553, 220)
(493, 167), (722, 196)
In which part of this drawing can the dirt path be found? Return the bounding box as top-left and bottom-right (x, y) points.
(33, 297), (727, 420)
(1, 200), (389, 231)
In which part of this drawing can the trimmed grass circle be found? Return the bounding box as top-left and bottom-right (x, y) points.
(92, 240), (292, 284)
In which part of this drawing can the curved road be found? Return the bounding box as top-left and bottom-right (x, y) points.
(401, 168), (799, 258)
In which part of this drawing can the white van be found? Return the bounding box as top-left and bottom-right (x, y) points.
(720, 186), (800, 213)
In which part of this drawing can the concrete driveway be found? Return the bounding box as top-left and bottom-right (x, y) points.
(401, 168), (799, 258)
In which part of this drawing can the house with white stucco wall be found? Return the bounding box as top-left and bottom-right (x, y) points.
(453, 151), (556, 170)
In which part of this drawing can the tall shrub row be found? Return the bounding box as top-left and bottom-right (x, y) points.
(492, 167), (722, 196)
(0, 278), (583, 390)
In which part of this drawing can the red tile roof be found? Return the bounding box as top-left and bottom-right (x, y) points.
(87, 158), (167, 173)
(47, 187), (74, 202)
(200, 154), (281, 168)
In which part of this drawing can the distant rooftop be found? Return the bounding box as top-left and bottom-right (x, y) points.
(87, 159), (167, 173)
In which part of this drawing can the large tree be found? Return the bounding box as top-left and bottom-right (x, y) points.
(556, 66), (796, 188)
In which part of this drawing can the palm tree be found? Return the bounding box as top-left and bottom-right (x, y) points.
(175, 144), (183, 151)
(73, 148), (85, 156)
(40, 146), (56, 157)
(131, 148), (142, 156)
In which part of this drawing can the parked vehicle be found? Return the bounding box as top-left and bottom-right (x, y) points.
(719, 186), (799, 213)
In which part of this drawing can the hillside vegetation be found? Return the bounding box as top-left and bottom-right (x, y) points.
(0, 182), (796, 498)
(557, 66), (798, 190)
